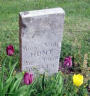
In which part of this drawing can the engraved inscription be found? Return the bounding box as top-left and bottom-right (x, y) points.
(25, 63), (58, 72)
(44, 42), (58, 47)
(23, 46), (40, 51)
(43, 56), (59, 62)
(24, 56), (59, 66)
(30, 49), (53, 57)
(24, 60), (35, 65)
(23, 42), (59, 52)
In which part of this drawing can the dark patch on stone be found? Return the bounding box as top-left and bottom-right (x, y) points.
(21, 21), (26, 28)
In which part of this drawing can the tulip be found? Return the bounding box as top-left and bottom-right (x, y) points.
(73, 74), (83, 87)
(23, 72), (33, 85)
(6, 45), (14, 56)
(63, 56), (72, 68)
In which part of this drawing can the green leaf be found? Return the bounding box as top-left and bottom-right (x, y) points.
(26, 89), (37, 96)
(42, 73), (45, 90)
(12, 86), (27, 96)
(36, 93), (44, 96)
(0, 77), (2, 96)
(9, 61), (18, 77)
(3, 76), (14, 96)
(42, 89), (56, 96)
(15, 72), (24, 79)
(9, 78), (22, 93)
(0, 58), (7, 96)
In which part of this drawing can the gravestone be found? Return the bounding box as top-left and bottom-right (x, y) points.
(19, 8), (65, 75)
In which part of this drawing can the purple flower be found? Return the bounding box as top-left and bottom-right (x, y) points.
(6, 45), (14, 56)
(23, 72), (33, 85)
(63, 56), (72, 68)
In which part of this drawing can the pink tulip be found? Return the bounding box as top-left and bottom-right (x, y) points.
(23, 72), (33, 85)
(6, 45), (14, 56)
(63, 56), (72, 68)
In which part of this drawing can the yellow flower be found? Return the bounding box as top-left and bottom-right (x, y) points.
(51, 77), (53, 80)
(84, 94), (88, 96)
(41, 76), (43, 78)
(22, 71), (25, 74)
(73, 74), (83, 87)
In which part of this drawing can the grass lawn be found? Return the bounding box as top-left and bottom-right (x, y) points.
(0, 0), (90, 67)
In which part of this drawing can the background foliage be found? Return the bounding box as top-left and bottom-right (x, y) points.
(0, 0), (90, 67)
(0, 1), (90, 95)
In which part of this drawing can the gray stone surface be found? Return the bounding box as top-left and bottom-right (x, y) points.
(19, 8), (65, 75)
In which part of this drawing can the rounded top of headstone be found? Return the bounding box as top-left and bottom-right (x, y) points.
(20, 8), (65, 18)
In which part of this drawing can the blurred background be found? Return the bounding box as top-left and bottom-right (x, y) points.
(0, 0), (90, 71)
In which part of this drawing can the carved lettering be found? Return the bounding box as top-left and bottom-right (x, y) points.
(30, 49), (53, 57)
(23, 46), (40, 51)
(23, 42), (58, 52)
(51, 64), (54, 67)
(25, 63), (58, 71)
(43, 56), (58, 62)
(42, 51), (47, 55)
(44, 42), (58, 47)
(24, 60), (34, 65)
(31, 52), (37, 57)
(47, 64), (49, 68)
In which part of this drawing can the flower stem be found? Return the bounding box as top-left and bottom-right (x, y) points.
(9, 56), (12, 69)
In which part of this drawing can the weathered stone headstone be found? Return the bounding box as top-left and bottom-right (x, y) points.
(19, 8), (65, 75)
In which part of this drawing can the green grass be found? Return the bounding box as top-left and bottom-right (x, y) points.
(0, 0), (90, 67)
